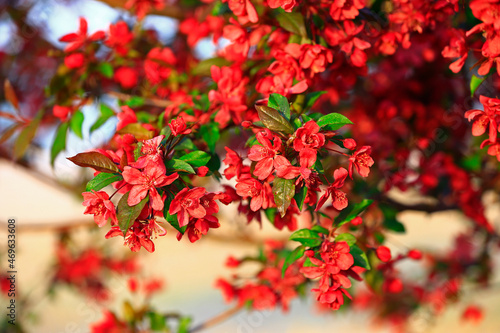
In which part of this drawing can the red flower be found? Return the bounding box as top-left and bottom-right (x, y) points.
(442, 29), (468, 73)
(133, 135), (165, 170)
(114, 67), (138, 89)
(297, 44), (334, 75)
(238, 284), (278, 310)
(312, 285), (352, 310)
(235, 177), (271, 211)
(223, 0), (258, 23)
(82, 190), (118, 227)
(316, 167), (349, 211)
(465, 95), (500, 143)
(348, 146), (374, 178)
(293, 120), (325, 166)
(209, 65), (248, 127)
(117, 105), (136, 131)
(248, 129), (283, 180)
(168, 117), (192, 136)
(183, 215), (220, 243)
(169, 187), (207, 227)
(122, 165), (178, 211)
(64, 53), (85, 69)
(106, 222), (156, 252)
(462, 305), (483, 323)
(125, 0), (165, 20)
(59, 17), (105, 52)
(267, 0), (297, 12)
(329, 0), (365, 21)
(106, 21), (133, 56)
(223, 147), (247, 180)
(144, 47), (176, 85)
(256, 76), (308, 97)
(53, 105), (72, 121)
(376, 246), (392, 262)
(91, 311), (130, 333)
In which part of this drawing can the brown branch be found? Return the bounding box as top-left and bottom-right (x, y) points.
(377, 196), (458, 213)
(97, 0), (186, 20)
(107, 91), (174, 108)
(189, 305), (242, 333)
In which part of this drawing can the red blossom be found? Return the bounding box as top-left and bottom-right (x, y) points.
(235, 177), (271, 211)
(248, 129), (283, 180)
(144, 47), (176, 85)
(59, 17), (105, 52)
(328, 0), (365, 21)
(348, 146), (374, 178)
(267, 0), (297, 12)
(125, 0), (165, 19)
(82, 190), (118, 227)
(465, 95), (500, 143)
(169, 187), (207, 227)
(316, 167), (349, 211)
(114, 67), (138, 89)
(64, 53), (85, 69)
(122, 165), (178, 211)
(168, 117), (192, 136)
(106, 21), (134, 56)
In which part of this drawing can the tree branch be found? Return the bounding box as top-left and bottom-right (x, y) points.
(107, 91), (174, 108)
(189, 305), (242, 333)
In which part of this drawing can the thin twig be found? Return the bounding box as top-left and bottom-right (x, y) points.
(107, 91), (174, 108)
(189, 305), (242, 333)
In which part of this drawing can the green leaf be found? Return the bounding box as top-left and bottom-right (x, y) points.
(276, 12), (307, 37)
(124, 96), (145, 108)
(304, 91), (326, 111)
(91, 104), (115, 133)
(13, 111), (42, 159)
(50, 122), (69, 165)
(69, 110), (84, 139)
(294, 186), (308, 211)
(177, 316), (192, 333)
(97, 62), (114, 78)
(117, 123), (153, 140)
(67, 151), (120, 173)
(86, 173), (123, 192)
(470, 74), (486, 97)
(148, 312), (167, 331)
(165, 159), (195, 174)
(199, 123), (220, 153)
(289, 228), (322, 247)
(179, 151), (211, 167)
(334, 199), (374, 227)
(255, 105), (294, 134)
(317, 113), (353, 130)
(335, 233), (357, 246)
(268, 93), (290, 120)
(191, 58), (231, 76)
(350, 244), (371, 270)
(117, 193), (148, 236)
(380, 204), (405, 233)
(263, 208), (276, 224)
(311, 225), (329, 235)
(273, 178), (295, 217)
(282, 245), (305, 278)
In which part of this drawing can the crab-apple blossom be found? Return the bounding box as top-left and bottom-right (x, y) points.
(82, 190), (118, 227)
(122, 165), (178, 210)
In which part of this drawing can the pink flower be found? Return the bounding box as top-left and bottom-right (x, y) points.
(235, 177), (270, 211)
(105, 222), (156, 253)
(348, 146), (374, 178)
(82, 191), (117, 227)
(169, 187), (207, 227)
(316, 167), (349, 211)
(122, 165), (178, 210)
(133, 135), (165, 170)
(293, 120), (325, 166)
(248, 129), (283, 180)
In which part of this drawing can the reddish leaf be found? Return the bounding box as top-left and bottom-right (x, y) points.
(4, 80), (19, 111)
(13, 111), (42, 159)
(0, 123), (22, 144)
(67, 151), (120, 173)
(117, 123), (153, 140)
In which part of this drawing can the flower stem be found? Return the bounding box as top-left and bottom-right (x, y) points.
(189, 305), (242, 333)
